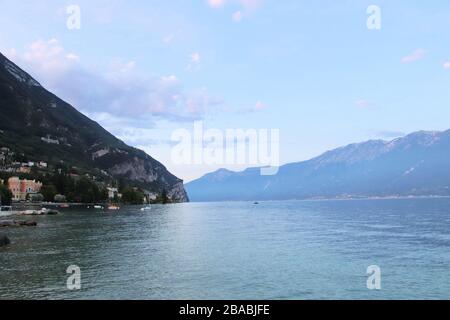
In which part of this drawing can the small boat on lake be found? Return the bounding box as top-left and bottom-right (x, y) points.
(107, 205), (120, 211)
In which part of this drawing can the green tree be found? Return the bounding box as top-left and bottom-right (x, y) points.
(161, 189), (169, 204)
(71, 177), (108, 203)
(0, 184), (13, 206)
(121, 187), (144, 205)
(74, 177), (94, 203)
(28, 193), (44, 203)
(99, 187), (108, 201)
(54, 194), (67, 202)
(41, 185), (58, 202)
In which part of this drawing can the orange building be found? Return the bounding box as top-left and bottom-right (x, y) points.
(7, 177), (43, 202)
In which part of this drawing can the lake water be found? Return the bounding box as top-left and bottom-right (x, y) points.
(1, 198), (450, 300)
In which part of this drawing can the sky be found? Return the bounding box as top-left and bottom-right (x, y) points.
(1, 0), (450, 182)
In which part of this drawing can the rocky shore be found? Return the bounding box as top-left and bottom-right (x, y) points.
(0, 208), (58, 247)
(1, 220), (38, 246)
(1, 207), (59, 216)
(0, 220), (38, 227)
(17, 208), (59, 216)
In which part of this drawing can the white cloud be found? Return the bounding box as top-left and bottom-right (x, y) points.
(254, 101), (266, 111)
(401, 49), (426, 63)
(66, 53), (79, 61)
(355, 99), (371, 108)
(207, 0), (263, 14)
(443, 62), (450, 69)
(191, 52), (201, 63)
(6, 39), (221, 125)
(48, 38), (58, 45)
(163, 34), (175, 44)
(238, 101), (268, 113)
(3, 48), (18, 60)
(5, 39), (77, 80)
(160, 75), (179, 86)
(187, 52), (201, 70)
(238, 0), (263, 11)
(207, 0), (227, 8)
(232, 11), (244, 22)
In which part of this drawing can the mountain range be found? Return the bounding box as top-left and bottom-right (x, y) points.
(186, 130), (450, 202)
(0, 52), (188, 202)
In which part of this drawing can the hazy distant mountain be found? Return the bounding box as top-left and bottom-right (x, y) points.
(0, 52), (188, 202)
(186, 130), (450, 202)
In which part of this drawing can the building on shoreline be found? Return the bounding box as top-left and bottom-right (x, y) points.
(7, 177), (43, 202)
(107, 187), (122, 200)
(18, 166), (31, 174)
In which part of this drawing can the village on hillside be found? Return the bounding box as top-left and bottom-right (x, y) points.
(0, 147), (168, 207)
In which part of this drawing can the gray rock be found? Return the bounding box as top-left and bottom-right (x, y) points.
(108, 157), (189, 203)
(0, 233), (10, 247)
(0, 220), (37, 227)
(45, 209), (59, 215)
(0, 220), (15, 227)
(16, 220), (38, 227)
(20, 209), (59, 216)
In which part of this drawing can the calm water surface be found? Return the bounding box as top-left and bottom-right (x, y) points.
(1, 199), (450, 300)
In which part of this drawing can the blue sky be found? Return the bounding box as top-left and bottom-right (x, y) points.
(1, 0), (450, 181)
